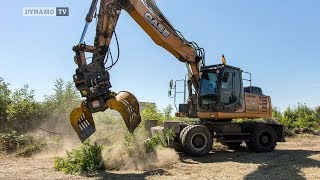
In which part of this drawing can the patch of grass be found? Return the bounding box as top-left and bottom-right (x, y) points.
(54, 140), (104, 175)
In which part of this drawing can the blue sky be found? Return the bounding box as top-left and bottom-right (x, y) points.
(0, 0), (319, 111)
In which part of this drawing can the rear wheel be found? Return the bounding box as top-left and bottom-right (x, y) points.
(250, 124), (277, 153)
(181, 125), (213, 157)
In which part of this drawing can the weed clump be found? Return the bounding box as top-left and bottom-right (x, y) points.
(145, 133), (164, 152)
(54, 140), (104, 175)
(0, 130), (46, 157)
(0, 130), (32, 152)
(145, 128), (175, 152)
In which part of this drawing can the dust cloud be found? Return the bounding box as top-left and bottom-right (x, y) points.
(94, 112), (179, 170)
(32, 111), (179, 170)
(101, 133), (179, 170)
(32, 113), (81, 158)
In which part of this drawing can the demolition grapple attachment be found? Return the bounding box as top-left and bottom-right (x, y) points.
(70, 91), (141, 142)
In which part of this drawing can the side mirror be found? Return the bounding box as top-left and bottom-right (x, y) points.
(168, 89), (174, 98)
(222, 72), (229, 82)
(169, 80), (174, 89)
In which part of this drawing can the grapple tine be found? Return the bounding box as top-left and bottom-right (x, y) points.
(106, 91), (141, 132)
(70, 102), (96, 142)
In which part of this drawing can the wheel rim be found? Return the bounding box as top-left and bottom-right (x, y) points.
(259, 132), (271, 146)
(191, 133), (207, 151)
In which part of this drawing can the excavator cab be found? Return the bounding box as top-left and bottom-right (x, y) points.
(199, 64), (243, 113)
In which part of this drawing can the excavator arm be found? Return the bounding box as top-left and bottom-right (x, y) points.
(70, 0), (205, 141)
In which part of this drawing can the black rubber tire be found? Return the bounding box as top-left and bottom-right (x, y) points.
(225, 142), (242, 150)
(250, 124), (277, 153)
(181, 125), (213, 157)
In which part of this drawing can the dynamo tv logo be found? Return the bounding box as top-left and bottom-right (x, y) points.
(23, 7), (69, 16)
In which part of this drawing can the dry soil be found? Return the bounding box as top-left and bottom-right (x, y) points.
(0, 135), (319, 180)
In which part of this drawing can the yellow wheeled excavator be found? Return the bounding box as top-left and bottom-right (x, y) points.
(70, 0), (285, 156)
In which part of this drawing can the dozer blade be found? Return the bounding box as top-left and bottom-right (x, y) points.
(106, 91), (141, 132)
(70, 103), (96, 142)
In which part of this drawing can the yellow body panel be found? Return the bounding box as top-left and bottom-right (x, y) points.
(198, 93), (272, 120)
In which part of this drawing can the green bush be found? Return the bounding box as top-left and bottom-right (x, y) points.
(0, 77), (81, 134)
(43, 78), (80, 115)
(163, 104), (173, 120)
(141, 103), (164, 121)
(273, 104), (320, 130)
(0, 130), (46, 156)
(54, 141), (104, 175)
(0, 130), (33, 152)
(163, 128), (175, 145)
(6, 85), (48, 132)
(145, 128), (175, 152)
(0, 77), (48, 133)
(145, 133), (164, 152)
(0, 77), (11, 123)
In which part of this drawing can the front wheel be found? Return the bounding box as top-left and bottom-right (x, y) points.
(181, 125), (213, 157)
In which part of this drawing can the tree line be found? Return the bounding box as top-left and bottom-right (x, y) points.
(0, 77), (319, 134)
(0, 77), (80, 133)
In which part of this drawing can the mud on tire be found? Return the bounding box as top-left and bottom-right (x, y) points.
(181, 125), (213, 157)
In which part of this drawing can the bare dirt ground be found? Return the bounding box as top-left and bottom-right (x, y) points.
(0, 135), (319, 180)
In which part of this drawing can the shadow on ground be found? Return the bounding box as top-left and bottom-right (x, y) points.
(91, 168), (171, 180)
(180, 147), (320, 179)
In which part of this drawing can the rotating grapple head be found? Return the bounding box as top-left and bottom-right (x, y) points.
(70, 91), (141, 142)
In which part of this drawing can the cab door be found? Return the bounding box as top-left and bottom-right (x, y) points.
(218, 68), (243, 112)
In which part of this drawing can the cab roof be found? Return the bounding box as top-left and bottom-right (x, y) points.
(201, 64), (241, 72)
